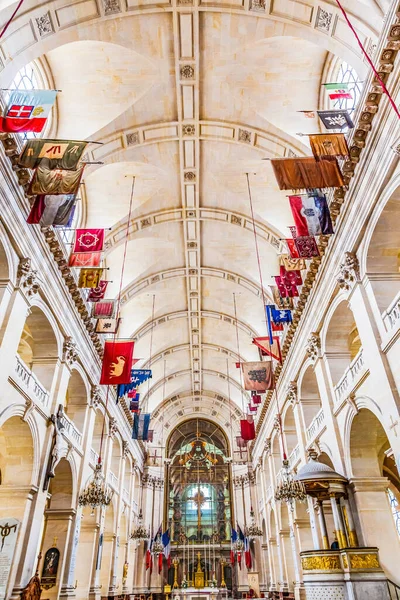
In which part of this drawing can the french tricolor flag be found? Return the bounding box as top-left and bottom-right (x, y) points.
(289, 194), (333, 237)
(0, 89), (57, 133)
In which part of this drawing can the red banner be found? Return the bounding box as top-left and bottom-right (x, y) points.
(100, 340), (135, 385)
(69, 252), (101, 267)
(74, 229), (105, 253)
(240, 417), (255, 441)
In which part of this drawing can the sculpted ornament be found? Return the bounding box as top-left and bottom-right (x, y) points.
(63, 336), (78, 366)
(286, 381), (298, 404)
(109, 417), (118, 438)
(18, 258), (41, 297)
(122, 440), (129, 458)
(306, 332), (321, 361)
(91, 385), (102, 408)
(301, 555), (341, 570)
(337, 252), (360, 291)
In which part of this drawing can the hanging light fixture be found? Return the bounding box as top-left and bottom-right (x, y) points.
(245, 506), (263, 538)
(78, 462), (113, 513)
(130, 509), (149, 541)
(274, 459), (307, 510)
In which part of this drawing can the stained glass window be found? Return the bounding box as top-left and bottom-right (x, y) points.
(388, 488), (400, 537)
(333, 61), (363, 113)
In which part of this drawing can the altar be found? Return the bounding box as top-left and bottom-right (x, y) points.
(176, 587), (228, 600)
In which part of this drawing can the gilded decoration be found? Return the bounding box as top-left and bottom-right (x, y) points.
(349, 554), (380, 569)
(341, 554), (348, 569)
(301, 555), (341, 570)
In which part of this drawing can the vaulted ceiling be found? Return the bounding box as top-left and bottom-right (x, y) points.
(0, 0), (383, 443)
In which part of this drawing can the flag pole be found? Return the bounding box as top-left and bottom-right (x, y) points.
(0, 87), (63, 92)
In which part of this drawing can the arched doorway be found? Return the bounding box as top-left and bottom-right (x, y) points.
(349, 408), (400, 582)
(39, 458), (74, 600)
(166, 419), (232, 590)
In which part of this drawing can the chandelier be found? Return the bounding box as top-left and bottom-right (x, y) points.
(274, 459), (306, 510)
(246, 507), (263, 538)
(152, 534), (165, 555)
(130, 510), (149, 541)
(78, 462), (113, 513)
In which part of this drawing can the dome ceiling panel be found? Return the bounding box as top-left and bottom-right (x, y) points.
(84, 148), (181, 228)
(201, 220), (279, 288)
(46, 37), (174, 139)
(200, 141), (296, 233)
(132, 318), (191, 363)
(200, 14), (327, 137)
(201, 318), (260, 360)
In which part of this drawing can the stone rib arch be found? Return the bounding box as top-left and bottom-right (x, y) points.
(106, 206), (286, 256)
(0, 4), (372, 86)
(131, 309), (260, 341)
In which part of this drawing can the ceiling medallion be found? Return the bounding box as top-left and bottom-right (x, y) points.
(183, 124), (195, 136)
(184, 171), (196, 182)
(180, 64), (195, 79)
(274, 459), (307, 510)
(78, 462), (113, 513)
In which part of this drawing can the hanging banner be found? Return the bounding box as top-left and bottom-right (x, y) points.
(0, 89), (57, 133)
(289, 194), (334, 237)
(100, 340), (135, 385)
(132, 412), (151, 440)
(87, 280), (108, 302)
(19, 139), (87, 170)
(27, 194), (76, 227)
(308, 133), (349, 160)
(92, 300), (116, 318)
(73, 229), (105, 253)
(69, 252), (101, 267)
(317, 109), (354, 130)
(241, 361), (274, 391)
(253, 337), (282, 364)
(240, 417), (255, 441)
(270, 156), (344, 190)
(280, 254), (306, 272)
(78, 268), (103, 288)
(95, 318), (120, 334)
(28, 165), (85, 195)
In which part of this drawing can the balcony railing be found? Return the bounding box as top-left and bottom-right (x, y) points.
(382, 290), (400, 333)
(306, 408), (325, 442)
(90, 448), (99, 466)
(289, 444), (300, 468)
(123, 487), (130, 503)
(334, 348), (366, 404)
(14, 355), (50, 407)
(59, 412), (82, 448)
(108, 470), (119, 490)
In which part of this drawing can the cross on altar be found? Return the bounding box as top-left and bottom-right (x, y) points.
(151, 450), (161, 465)
(389, 415), (399, 437)
(188, 486), (211, 539)
(234, 447), (247, 460)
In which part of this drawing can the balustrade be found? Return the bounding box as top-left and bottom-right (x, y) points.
(90, 447), (99, 466)
(108, 470), (119, 490)
(59, 411), (83, 447)
(14, 355), (50, 407)
(123, 487), (130, 502)
(289, 444), (300, 468)
(382, 290), (400, 333)
(334, 348), (366, 404)
(306, 408), (325, 442)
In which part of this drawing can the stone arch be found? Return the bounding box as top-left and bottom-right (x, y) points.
(281, 403), (298, 457)
(17, 302), (61, 392)
(298, 364), (322, 431)
(322, 299), (361, 386)
(0, 416), (35, 519)
(64, 367), (90, 434)
(270, 429), (282, 480)
(110, 435), (122, 482)
(91, 408), (109, 459)
(348, 408), (400, 580)
(364, 182), (400, 312)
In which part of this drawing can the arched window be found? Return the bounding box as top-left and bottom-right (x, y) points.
(388, 488), (400, 537)
(333, 61), (363, 112)
(7, 61), (53, 140)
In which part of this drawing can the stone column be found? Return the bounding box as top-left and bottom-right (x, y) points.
(0, 288), (31, 388)
(350, 476), (400, 581)
(315, 501), (329, 550)
(59, 509), (83, 599)
(329, 495), (346, 549)
(341, 498), (358, 547)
